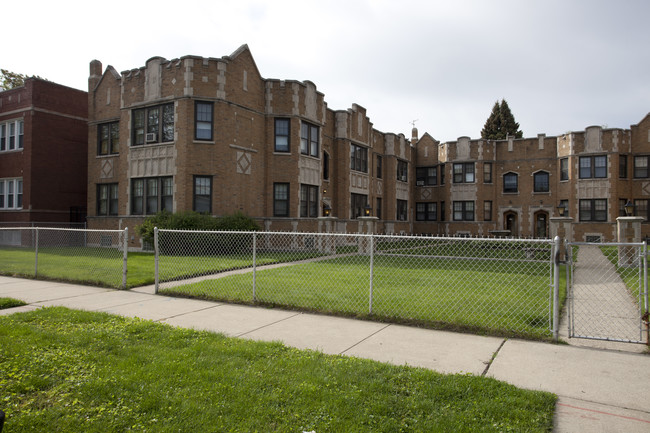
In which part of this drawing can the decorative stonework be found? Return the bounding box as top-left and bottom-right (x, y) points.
(129, 145), (175, 177)
(100, 159), (114, 179)
(236, 151), (252, 175)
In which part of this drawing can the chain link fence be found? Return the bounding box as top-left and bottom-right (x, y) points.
(568, 242), (649, 343)
(0, 227), (128, 288)
(156, 230), (558, 339)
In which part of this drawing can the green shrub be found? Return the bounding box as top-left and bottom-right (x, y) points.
(136, 211), (260, 255)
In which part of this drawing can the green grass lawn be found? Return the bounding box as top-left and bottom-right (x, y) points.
(161, 255), (565, 340)
(0, 307), (556, 432)
(0, 297), (26, 310)
(0, 247), (320, 289)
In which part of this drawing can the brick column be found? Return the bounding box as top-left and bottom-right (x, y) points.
(317, 217), (338, 254)
(358, 217), (378, 254)
(616, 216), (644, 267)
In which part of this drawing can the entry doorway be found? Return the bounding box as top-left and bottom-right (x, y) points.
(504, 211), (518, 237)
(535, 211), (548, 239)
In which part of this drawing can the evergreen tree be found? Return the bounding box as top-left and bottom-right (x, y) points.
(481, 99), (523, 140)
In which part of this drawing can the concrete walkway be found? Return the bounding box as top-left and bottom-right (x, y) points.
(1, 276), (649, 432)
(568, 245), (644, 343)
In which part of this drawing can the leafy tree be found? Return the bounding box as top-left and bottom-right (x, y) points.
(481, 99), (523, 140)
(0, 69), (45, 90)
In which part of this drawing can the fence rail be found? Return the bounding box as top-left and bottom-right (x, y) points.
(155, 229), (559, 340)
(0, 227), (128, 288)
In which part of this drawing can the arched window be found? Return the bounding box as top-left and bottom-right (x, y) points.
(533, 171), (549, 192)
(503, 172), (518, 193)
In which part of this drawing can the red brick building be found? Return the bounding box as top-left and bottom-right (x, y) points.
(0, 78), (87, 224)
(86, 45), (650, 247)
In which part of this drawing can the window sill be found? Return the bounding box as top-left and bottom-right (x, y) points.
(273, 151), (292, 155)
(131, 141), (174, 148)
(193, 140), (215, 144)
(96, 153), (119, 158)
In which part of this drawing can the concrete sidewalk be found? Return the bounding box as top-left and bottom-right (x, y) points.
(1, 276), (649, 432)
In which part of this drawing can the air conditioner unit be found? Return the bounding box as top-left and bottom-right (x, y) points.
(416, 181), (424, 186)
(145, 132), (157, 142)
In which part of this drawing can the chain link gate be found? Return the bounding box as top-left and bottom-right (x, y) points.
(566, 241), (649, 344)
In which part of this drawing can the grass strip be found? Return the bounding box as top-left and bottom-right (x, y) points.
(0, 307), (556, 432)
(0, 297), (26, 310)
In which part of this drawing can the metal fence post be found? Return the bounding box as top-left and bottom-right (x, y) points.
(252, 232), (257, 302)
(553, 235), (561, 342)
(154, 227), (159, 294)
(34, 227), (39, 277)
(643, 240), (650, 314)
(369, 234), (374, 314)
(122, 227), (128, 289)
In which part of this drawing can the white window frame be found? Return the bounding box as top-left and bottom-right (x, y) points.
(0, 178), (23, 209)
(0, 119), (24, 152)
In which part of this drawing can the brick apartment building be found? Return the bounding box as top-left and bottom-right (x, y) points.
(86, 44), (650, 248)
(0, 78), (88, 225)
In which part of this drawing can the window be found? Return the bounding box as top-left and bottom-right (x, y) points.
(484, 201), (492, 221)
(416, 202), (437, 221)
(619, 155), (628, 179)
(131, 177), (173, 215)
(351, 193), (368, 219)
(533, 171), (549, 192)
(273, 183), (290, 217)
(453, 163), (475, 183)
(397, 199), (408, 221)
(440, 201), (445, 221)
(483, 162), (492, 183)
(634, 156), (649, 178)
(96, 183), (118, 216)
(503, 172), (518, 193)
(195, 101), (213, 140)
(323, 152), (329, 180)
(579, 155), (607, 178)
(440, 164), (445, 185)
(274, 118), (290, 152)
(560, 158), (569, 181)
(397, 160), (408, 182)
(376, 197), (382, 219)
(98, 121), (119, 155)
(559, 199), (569, 217)
(350, 144), (368, 172)
(193, 176), (212, 213)
(132, 103), (174, 145)
(579, 199), (607, 221)
(376, 155), (383, 179)
(416, 167), (437, 186)
(0, 178), (22, 209)
(0, 120), (23, 152)
(300, 184), (318, 217)
(634, 199), (649, 221)
(453, 201), (474, 221)
(300, 121), (319, 157)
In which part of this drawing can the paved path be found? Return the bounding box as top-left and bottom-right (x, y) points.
(567, 245), (645, 344)
(1, 276), (649, 432)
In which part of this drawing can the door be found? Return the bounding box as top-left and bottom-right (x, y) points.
(535, 211), (548, 238)
(505, 212), (518, 237)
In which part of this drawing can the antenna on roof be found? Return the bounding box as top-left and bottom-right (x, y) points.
(410, 119), (418, 128)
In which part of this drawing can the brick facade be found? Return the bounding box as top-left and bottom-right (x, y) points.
(86, 44), (650, 247)
(0, 78), (87, 223)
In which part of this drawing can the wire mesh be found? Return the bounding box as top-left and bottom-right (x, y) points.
(157, 230), (555, 339)
(568, 242), (646, 343)
(0, 227), (126, 288)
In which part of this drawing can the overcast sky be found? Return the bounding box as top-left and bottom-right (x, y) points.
(6, 0), (649, 142)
